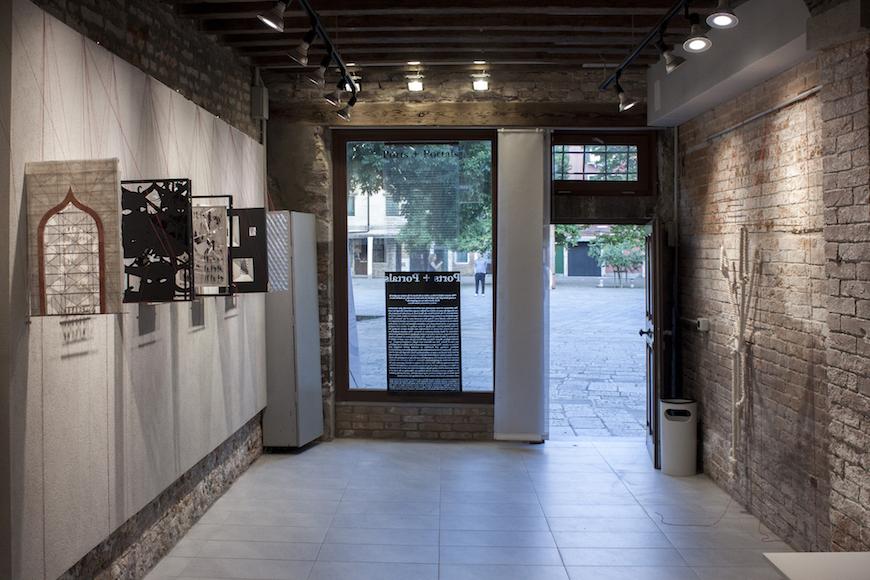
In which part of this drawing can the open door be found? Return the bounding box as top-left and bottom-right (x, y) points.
(643, 219), (666, 468)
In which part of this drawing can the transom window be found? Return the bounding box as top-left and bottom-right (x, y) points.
(551, 132), (655, 197)
(553, 144), (639, 181)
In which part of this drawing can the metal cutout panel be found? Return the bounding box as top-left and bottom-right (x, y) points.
(231, 208), (268, 293)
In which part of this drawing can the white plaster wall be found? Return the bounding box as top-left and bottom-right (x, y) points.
(9, 1), (267, 578)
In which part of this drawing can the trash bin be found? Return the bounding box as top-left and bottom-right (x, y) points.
(660, 399), (698, 476)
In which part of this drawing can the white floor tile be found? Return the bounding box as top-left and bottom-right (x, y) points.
(440, 564), (570, 580)
(560, 547), (687, 567)
(440, 545), (564, 565)
(440, 530), (557, 547)
(307, 562), (438, 580)
(175, 557), (313, 579)
(553, 531), (672, 548)
(192, 540), (320, 561)
(317, 543), (438, 564)
(325, 527), (439, 545)
(566, 566), (698, 580)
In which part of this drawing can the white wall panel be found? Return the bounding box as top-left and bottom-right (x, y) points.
(9, 1), (267, 577)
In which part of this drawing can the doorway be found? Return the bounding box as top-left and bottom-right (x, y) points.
(549, 224), (650, 441)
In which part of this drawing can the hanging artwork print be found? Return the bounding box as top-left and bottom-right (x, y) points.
(121, 179), (194, 303)
(231, 208), (268, 293)
(191, 195), (232, 296)
(26, 159), (123, 316)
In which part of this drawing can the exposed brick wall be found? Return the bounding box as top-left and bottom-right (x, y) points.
(819, 36), (870, 551)
(30, 0), (258, 139)
(678, 59), (832, 551)
(336, 403), (494, 441)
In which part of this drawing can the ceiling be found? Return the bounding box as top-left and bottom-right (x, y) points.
(168, 0), (718, 81)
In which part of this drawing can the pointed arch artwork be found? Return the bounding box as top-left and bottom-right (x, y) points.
(26, 159), (123, 316)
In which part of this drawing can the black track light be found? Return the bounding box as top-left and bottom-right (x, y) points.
(615, 74), (638, 112)
(257, 1), (288, 32)
(337, 95), (357, 121)
(707, 0), (739, 29)
(683, 13), (712, 53)
(324, 80), (345, 107)
(656, 35), (685, 75)
(306, 53), (333, 88)
(289, 28), (318, 66)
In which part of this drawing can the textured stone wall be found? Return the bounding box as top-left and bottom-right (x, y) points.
(819, 36), (870, 551)
(678, 59), (832, 551)
(58, 414), (262, 580)
(29, 0), (257, 138)
(336, 403), (494, 440)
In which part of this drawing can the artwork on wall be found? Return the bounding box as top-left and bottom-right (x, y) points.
(26, 159), (123, 316)
(121, 179), (194, 303)
(231, 208), (269, 293)
(191, 195), (233, 296)
(266, 211), (290, 292)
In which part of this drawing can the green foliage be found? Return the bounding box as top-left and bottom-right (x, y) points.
(587, 225), (646, 284)
(555, 225), (585, 247)
(347, 141), (493, 253)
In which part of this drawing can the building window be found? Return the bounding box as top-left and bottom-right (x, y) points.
(551, 132), (655, 196)
(335, 130), (496, 402)
(347, 194), (356, 216)
(373, 238), (386, 263)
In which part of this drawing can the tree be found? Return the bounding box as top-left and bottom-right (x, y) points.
(587, 225), (646, 287)
(555, 225), (585, 247)
(347, 141), (493, 260)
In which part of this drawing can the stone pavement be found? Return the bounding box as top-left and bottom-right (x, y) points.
(349, 275), (646, 439)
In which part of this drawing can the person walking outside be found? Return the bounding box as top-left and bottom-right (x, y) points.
(474, 253), (489, 295)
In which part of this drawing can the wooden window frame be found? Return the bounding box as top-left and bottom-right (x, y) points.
(333, 129), (497, 404)
(551, 131), (656, 197)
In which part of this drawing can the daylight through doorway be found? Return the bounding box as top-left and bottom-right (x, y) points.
(549, 224), (647, 439)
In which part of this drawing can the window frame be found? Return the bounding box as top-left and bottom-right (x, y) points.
(551, 132), (656, 196)
(333, 129), (497, 404)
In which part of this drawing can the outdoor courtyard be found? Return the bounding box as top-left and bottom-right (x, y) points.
(349, 275), (646, 440)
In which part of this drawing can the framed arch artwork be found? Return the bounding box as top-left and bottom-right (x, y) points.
(26, 159), (123, 316)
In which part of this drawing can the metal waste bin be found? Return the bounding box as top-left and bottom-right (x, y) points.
(660, 399), (698, 476)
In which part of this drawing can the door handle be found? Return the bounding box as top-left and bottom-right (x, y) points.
(639, 329), (653, 337)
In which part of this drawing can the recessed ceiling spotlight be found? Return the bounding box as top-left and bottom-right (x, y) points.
(707, 0), (739, 29)
(257, 1), (288, 32)
(406, 74), (424, 92)
(345, 62), (357, 67)
(683, 14), (712, 53)
(473, 60), (487, 65)
(472, 72), (490, 91)
(407, 60), (421, 66)
(288, 28), (317, 66)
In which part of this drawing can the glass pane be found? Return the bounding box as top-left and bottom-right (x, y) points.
(552, 142), (640, 183)
(346, 140), (494, 393)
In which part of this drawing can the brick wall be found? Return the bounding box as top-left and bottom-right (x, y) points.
(336, 403), (494, 441)
(819, 37), (870, 551)
(30, 0), (257, 139)
(678, 59), (832, 551)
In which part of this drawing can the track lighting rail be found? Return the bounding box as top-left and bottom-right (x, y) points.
(294, 0), (358, 102)
(598, 0), (689, 91)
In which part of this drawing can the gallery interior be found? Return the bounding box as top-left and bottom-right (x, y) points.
(0, 0), (868, 579)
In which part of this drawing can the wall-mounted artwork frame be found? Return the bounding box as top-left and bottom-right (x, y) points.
(121, 179), (194, 303)
(191, 195), (233, 296)
(231, 208), (268, 293)
(26, 158), (123, 316)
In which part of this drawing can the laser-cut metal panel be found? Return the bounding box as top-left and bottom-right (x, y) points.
(266, 211), (290, 292)
(231, 207), (268, 293)
(121, 179), (193, 303)
(26, 158), (122, 316)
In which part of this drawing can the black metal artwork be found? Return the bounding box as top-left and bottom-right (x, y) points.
(121, 179), (194, 303)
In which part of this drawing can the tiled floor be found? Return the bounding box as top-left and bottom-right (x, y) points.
(146, 439), (790, 580)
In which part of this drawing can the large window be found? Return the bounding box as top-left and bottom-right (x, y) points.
(552, 132), (655, 196)
(334, 130), (496, 401)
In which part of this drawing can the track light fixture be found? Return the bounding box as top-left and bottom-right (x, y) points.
(289, 28), (318, 66)
(337, 95), (357, 121)
(306, 53), (333, 87)
(683, 13), (712, 53)
(323, 88), (342, 107)
(656, 34), (685, 74)
(344, 74), (362, 92)
(257, 1), (288, 32)
(615, 74), (638, 112)
(707, 0), (738, 29)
